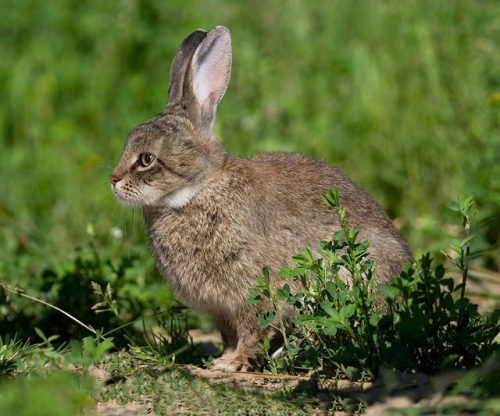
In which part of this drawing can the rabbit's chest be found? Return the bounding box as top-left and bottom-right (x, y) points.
(144, 207), (255, 308)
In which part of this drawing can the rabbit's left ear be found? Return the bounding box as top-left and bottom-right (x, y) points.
(167, 28), (207, 106)
(189, 26), (232, 131)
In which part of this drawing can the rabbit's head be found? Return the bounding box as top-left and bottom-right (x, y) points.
(110, 26), (231, 208)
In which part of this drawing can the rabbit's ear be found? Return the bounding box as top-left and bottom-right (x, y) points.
(189, 26), (232, 131)
(167, 28), (207, 106)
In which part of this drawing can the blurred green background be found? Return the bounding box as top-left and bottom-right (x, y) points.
(1, 0), (499, 323)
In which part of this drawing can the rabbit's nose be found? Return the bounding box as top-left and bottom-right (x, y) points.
(110, 174), (122, 186)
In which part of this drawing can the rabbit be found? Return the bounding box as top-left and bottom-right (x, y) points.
(110, 26), (413, 372)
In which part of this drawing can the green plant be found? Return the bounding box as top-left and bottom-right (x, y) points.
(67, 333), (115, 368)
(129, 304), (205, 366)
(0, 329), (70, 376)
(376, 194), (497, 373)
(377, 254), (497, 373)
(0, 235), (175, 345)
(1, 239), (203, 372)
(0, 371), (94, 416)
(249, 188), (499, 378)
(0, 336), (35, 376)
(444, 195), (476, 314)
(249, 189), (379, 377)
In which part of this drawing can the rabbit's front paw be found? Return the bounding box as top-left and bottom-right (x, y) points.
(211, 355), (257, 372)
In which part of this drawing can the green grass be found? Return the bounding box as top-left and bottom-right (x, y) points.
(1, 0), (499, 279)
(0, 340), (329, 415)
(0, 372), (94, 416)
(95, 354), (322, 415)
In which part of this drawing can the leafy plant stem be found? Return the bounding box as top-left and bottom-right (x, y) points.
(332, 195), (377, 368)
(271, 288), (290, 349)
(460, 222), (470, 301)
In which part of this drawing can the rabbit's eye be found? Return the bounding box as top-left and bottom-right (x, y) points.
(139, 152), (155, 167)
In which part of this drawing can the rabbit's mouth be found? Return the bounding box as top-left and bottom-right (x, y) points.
(112, 180), (200, 209)
(111, 183), (143, 206)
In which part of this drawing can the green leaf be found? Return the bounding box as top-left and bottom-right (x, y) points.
(284, 342), (301, 355)
(348, 227), (359, 242)
(454, 297), (470, 311)
(320, 301), (336, 317)
(442, 294), (454, 310)
(322, 324), (338, 336)
(248, 287), (260, 297)
(459, 195), (474, 214)
(319, 240), (332, 251)
(333, 230), (345, 244)
(304, 247), (314, 263)
(257, 312), (275, 329)
(325, 282), (338, 298)
(262, 267), (270, 284)
(276, 284), (291, 300)
(317, 317), (339, 336)
(449, 244), (462, 255)
(246, 297), (259, 305)
(355, 239), (370, 254)
(338, 208), (346, 221)
(439, 354), (459, 371)
(344, 366), (358, 379)
(377, 283), (400, 301)
(321, 194), (333, 207)
(34, 328), (48, 342)
(262, 335), (270, 352)
(292, 254), (308, 265)
(344, 304), (355, 318)
(460, 235), (474, 247)
(328, 188), (340, 205)
(441, 278), (455, 291)
(435, 264), (445, 280)
(257, 313), (269, 329)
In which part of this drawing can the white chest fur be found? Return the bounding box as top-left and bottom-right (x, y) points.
(162, 185), (201, 209)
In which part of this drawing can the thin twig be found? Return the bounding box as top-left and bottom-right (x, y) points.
(101, 309), (172, 338)
(0, 281), (96, 335)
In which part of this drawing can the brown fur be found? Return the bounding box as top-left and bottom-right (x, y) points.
(110, 26), (413, 371)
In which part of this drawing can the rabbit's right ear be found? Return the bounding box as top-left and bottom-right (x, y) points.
(167, 29), (207, 106)
(167, 26), (232, 132)
(188, 26), (232, 131)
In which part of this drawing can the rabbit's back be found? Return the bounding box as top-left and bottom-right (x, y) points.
(248, 152), (413, 273)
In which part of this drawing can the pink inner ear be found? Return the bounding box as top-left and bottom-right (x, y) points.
(195, 64), (226, 110)
(191, 29), (231, 113)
